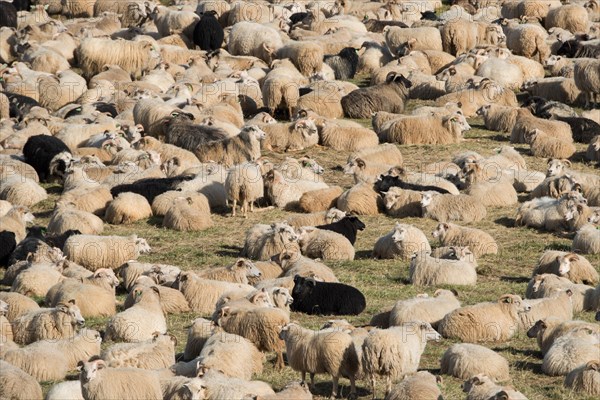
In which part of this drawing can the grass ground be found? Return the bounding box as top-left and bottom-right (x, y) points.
(2, 97), (599, 399)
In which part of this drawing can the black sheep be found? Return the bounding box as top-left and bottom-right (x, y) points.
(315, 215), (365, 245)
(363, 19), (408, 32)
(522, 96), (578, 119)
(63, 102), (118, 119)
(111, 175), (194, 203)
(291, 275), (366, 316)
(23, 135), (71, 182)
(420, 11), (439, 21)
(289, 12), (308, 25)
(324, 47), (359, 80)
(13, 0), (30, 11)
(193, 10), (224, 51)
(7, 226), (47, 265)
(556, 39), (600, 58)
(165, 112), (228, 151)
(0, 2), (17, 28)
(46, 229), (82, 250)
(551, 116), (600, 143)
(0, 231), (17, 267)
(374, 174), (451, 194)
(1, 91), (40, 121)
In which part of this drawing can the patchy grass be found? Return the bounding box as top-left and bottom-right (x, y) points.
(2, 98), (599, 399)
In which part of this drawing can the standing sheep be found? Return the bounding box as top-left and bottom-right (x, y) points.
(373, 223), (431, 260)
(440, 343), (510, 381)
(225, 161), (264, 217)
(438, 294), (532, 342)
(433, 222), (498, 258)
(421, 192), (487, 224)
(275, 42), (323, 76)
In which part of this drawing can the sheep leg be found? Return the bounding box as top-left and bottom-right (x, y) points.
(231, 199), (237, 217)
(310, 373), (315, 389)
(301, 371), (307, 385)
(370, 376), (376, 400)
(275, 350), (284, 370)
(349, 377), (357, 399)
(331, 376), (339, 399)
(385, 375), (392, 397)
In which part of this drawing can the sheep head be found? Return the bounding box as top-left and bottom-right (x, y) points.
(232, 258), (261, 278)
(432, 222), (449, 239)
(498, 294), (531, 314)
(78, 358), (106, 383)
(547, 158), (570, 177)
(391, 223), (407, 243)
(57, 299), (85, 327)
(527, 319), (547, 338)
(271, 287), (293, 308)
(420, 192), (435, 208)
(557, 253), (578, 276)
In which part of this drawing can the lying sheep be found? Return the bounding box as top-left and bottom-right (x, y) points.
(0, 292), (40, 322)
(63, 234), (151, 271)
(0, 360), (43, 400)
(241, 222), (298, 260)
(385, 371), (443, 400)
(573, 224), (600, 254)
(260, 118), (319, 153)
(525, 129), (576, 159)
(511, 108), (573, 144)
(527, 317), (600, 355)
(0, 205), (34, 243)
(515, 192), (585, 232)
(47, 201), (104, 236)
(45, 381), (83, 400)
(440, 343), (510, 381)
(228, 21), (283, 63)
(421, 192), (487, 223)
(380, 113), (467, 145)
(389, 289), (460, 329)
(384, 26), (443, 54)
(362, 322), (442, 397)
(438, 294), (531, 342)
(337, 182), (382, 216)
(104, 286), (167, 342)
(297, 226), (355, 261)
(542, 327), (600, 376)
(104, 192), (152, 225)
(409, 250), (478, 286)
(373, 223), (431, 260)
(125, 281), (191, 315)
(286, 208), (346, 228)
(534, 251), (598, 285)
(277, 245), (339, 283)
(476, 105), (518, 133)
(349, 144), (404, 166)
(462, 373), (525, 400)
(101, 332), (176, 369)
(12, 300), (85, 345)
(564, 360), (600, 396)
(298, 187), (344, 213)
(196, 258), (260, 285)
(433, 222), (498, 258)
(279, 322), (358, 398)
(291, 275), (365, 316)
(196, 367), (274, 399)
(519, 289), (574, 330)
(526, 273), (594, 313)
(320, 120), (379, 152)
(163, 196), (213, 231)
(225, 161), (263, 217)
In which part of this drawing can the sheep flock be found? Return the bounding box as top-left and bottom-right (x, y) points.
(2, 0), (600, 399)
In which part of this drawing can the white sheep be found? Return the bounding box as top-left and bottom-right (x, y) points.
(432, 222), (498, 258)
(440, 342), (510, 381)
(564, 360), (600, 396)
(101, 332), (176, 369)
(421, 192), (487, 224)
(225, 161), (264, 217)
(337, 182), (382, 216)
(47, 201), (104, 236)
(0, 360), (43, 400)
(572, 223), (600, 254)
(297, 226), (355, 261)
(519, 289), (574, 330)
(409, 250), (478, 287)
(543, 327), (600, 376)
(320, 120), (379, 152)
(372, 223), (431, 260)
(228, 21), (283, 63)
(0, 205), (34, 243)
(574, 58), (600, 110)
(534, 250), (599, 285)
(242, 222), (299, 260)
(104, 192), (152, 224)
(525, 129), (576, 159)
(63, 234), (151, 271)
(163, 196), (213, 231)
(389, 289), (461, 329)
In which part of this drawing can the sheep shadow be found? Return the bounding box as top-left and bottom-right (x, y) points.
(145, 216), (163, 228)
(45, 185), (63, 195)
(311, 382), (370, 399)
(216, 245), (242, 258)
(543, 243), (571, 251)
(514, 360), (543, 374)
(494, 217), (515, 228)
(500, 276), (530, 283)
(499, 347), (541, 359)
(354, 250), (374, 260)
(491, 133), (510, 142)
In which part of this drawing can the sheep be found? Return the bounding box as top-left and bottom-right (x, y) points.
(103, 192), (152, 225)
(228, 21), (283, 63)
(259, 381), (312, 400)
(438, 294), (531, 342)
(314, 215), (365, 246)
(0, 175), (48, 208)
(435, 79), (518, 117)
(476, 57), (524, 91)
(574, 58), (600, 109)
(362, 322), (442, 397)
(441, 343), (510, 381)
(337, 182), (382, 216)
(286, 208), (346, 229)
(511, 108), (573, 144)
(3, 328), (101, 382)
(320, 121), (379, 152)
(461, 374), (523, 400)
(77, 38), (160, 79)
(0, 205), (34, 243)
(63, 234), (151, 271)
(546, 4), (590, 34)
(0, 292), (39, 322)
(241, 222), (298, 260)
(587, 135), (600, 164)
(215, 305), (290, 369)
(432, 222), (498, 258)
(390, 289), (460, 329)
(564, 360), (600, 396)
(46, 380), (84, 400)
(534, 251), (598, 285)
(542, 327), (600, 376)
(515, 192), (586, 232)
(385, 371), (443, 400)
(196, 329), (264, 380)
(462, 167), (518, 207)
(526, 273), (594, 313)
(194, 125), (265, 167)
(373, 223), (431, 260)
(380, 187), (422, 218)
(78, 358), (163, 400)
(476, 105), (518, 133)
(573, 224), (600, 254)
(177, 271), (254, 315)
(297, 226), (355, 261)
(525, 129), (576, 160)
(519, 289), (574, 330)
(182, 318), (214, 361)
(384, 26), (443, 54)
(348, 145), (403, 168)
(47, 201), (104, 236)
(11, 300), (84, 345)
(276, 245), (339, 283)
(196, 258), (260, 285)
(421, 192), (486, 224)
(278, 322), (358, 398)
(260, 118), (319, 152)
(225, 161), (263, 217)
(291, 275), (365, 316)
(196, 367), (275, 399)
(341, 72), (412, 119)
(527, 317), (600, 355)
(298, 187), (344, 213)
(104, 285), (167, 342)
(193, 9), (223, 51)
(101, 332), (176, 370)
(344, 158), (394, 185)
(409, 249), (478, 287)
(22, 134), (71, 183)
(163, 196), (213, 231)
(379, 112), (468, 145)
(500, 19), (550, 63)
(546, 159), (600, 199)
(275, 42), (323, 76)
(0, 360), (43, 400)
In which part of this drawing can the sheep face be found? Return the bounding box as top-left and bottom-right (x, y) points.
(421, 192), (435, 208)
(547, 158), (569, 177)
(557, 254), (577, 276)
(248, 290), (273, 308)
(182, 380), (208, 400)
(242, 125), (266, 141)
(294, 118), (318, 139)
(234, 258), (261, 278)
(271, 287), (293, 308)
(92, 269), (120, 289)
(588, 210), (600, 224)
(461, 374), (494, 394)
(325, 208), (346, 223)
(58, 300), (85, 326)
(475, 105), (490, 117)
(391, 225), (407, 243)
(383, 191), (399, 210)
(272, 222), (299, 244)
(410, 321), (442, 342)
(544, 55), (562, 68)
(78, 359), (106, 383)
(499, 294), (531, 314)
(135, 238), (152, 254)
(343, 158), (363, 175)
(526, 319), (546, 338)
(278, 322), (301, 341)
(432, 222), (449, 239)
(299, 156), (323, 175)
(291, 275), (317, 302)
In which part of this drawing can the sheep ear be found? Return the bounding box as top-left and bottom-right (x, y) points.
(236, 258), (245, 267)
(499, 295), (513, 303)
(95, 359), (106, 369)
(77, 361), (85, 371)
(152, 331), (160, 339)
(169, 334), (178, 346)
(220, 306), (230, 317)
(563, 159), (572, 167)
(356, 158), (365, 168)
(565, 289), (573, 297)
(588, 361), (600, 371)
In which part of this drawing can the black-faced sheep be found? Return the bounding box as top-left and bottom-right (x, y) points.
(22, 135), (71, 182)
(193, 10), (223, 51)
(291, 275), (366, 316)
(373, 223), (431, 260)
(314, 215), (365, 246)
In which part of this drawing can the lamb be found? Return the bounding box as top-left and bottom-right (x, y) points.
(476, 105), (518, 133)
(0, 205), (34, 243)
(379, 112), (467, 145)
(385, 371), (443, 400)
(104, 286), (167, 342)
(298, 187), (344, 213)
(194, 125), (265, 167)
(525, 129), (576, 159)
(101, 332), (176, 370)
(421, 192), (487, 223)
(341, 72), (412, 119)
(45, 269), (118, 318)
(362, 322), (442, 397)
(275, 41), (323, 76)
(534, 251), (599, 285)
(438, 294), (532, 342)
(196, 329), (264, 380)
(278, 322), (358, 398)
(47, 201), (104, 236)
(228, 21), (283, 63)
(104, 192), (152, 225)
(291, 275), (365, 316)
(241, 222), (298, 260)
(564, 360), (600, 396)
(542, 327), (600, 376)
(77, 38), (160, 79)
(409, 250), (478, 287)
(574, 58), (600, 109)
(215, 305), (290, 369)
(320, 121), (379, 152)
(63, 234), (151, 271)
(440, 343), (510, 381)
(337, 182), (382, 215)
(163, 196), (213, 231)
(572, 224), (600, 254)
(177, 271), (254, 315)
(196, 258), (260, 285)
(11, 300), (85, 345)
(518, 289), (574, 330)
(78, 358), (163, 400)
(225, 161), (264, 217)
(297, 226), (355, 261)
(432, 222), (498, 258)
(373, 223), (431, 260)
(0, 360), (43, 400)
(389, 289), (461, 329)
(511, 108), (573, 144)
(260, 118), (319, 152)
